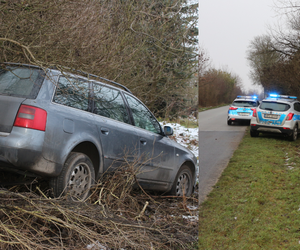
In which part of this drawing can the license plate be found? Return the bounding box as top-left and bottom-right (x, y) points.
(264, 114), (279, 119)
(238, 112), (250, 116)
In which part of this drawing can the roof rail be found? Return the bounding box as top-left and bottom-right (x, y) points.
(76, 70), (132, 94)
(1, 62), (132, 94)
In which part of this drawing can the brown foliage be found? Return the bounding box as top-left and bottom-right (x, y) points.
(198, 69), (242, 107)
(0, 0), (198, 117)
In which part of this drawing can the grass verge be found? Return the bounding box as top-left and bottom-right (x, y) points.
(198, 128), (300, 249)
(158, 116), (198, 129)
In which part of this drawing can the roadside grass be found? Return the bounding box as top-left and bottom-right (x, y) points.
(177, 117), (198, 128)
(158, 116), (198, 128)
(198, 128), (300, 249)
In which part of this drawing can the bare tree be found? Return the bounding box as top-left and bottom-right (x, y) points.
(246, 1), (300, 96)
(0, 0), (198, 118)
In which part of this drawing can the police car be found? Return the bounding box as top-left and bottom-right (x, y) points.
(250, 94), (300, 141)
(227, 96), (259, 125)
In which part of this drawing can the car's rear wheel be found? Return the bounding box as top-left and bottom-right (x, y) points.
(170, 165), (193, 197)
(50, 152), (95, 201)
(227, 120), (232, 125)
(250, 130), (259, 137)
(289, 125), (298, 141)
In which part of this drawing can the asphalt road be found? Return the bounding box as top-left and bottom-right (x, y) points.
(198, 106), (247, 203)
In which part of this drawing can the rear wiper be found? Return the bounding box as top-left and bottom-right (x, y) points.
(264, 108), (273, 110)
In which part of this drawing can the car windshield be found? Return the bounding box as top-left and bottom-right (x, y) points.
(260, 101), (290, 111)
(232, 100), (257, 107)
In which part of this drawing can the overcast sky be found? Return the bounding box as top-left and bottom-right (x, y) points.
(199, 0), (279, 93)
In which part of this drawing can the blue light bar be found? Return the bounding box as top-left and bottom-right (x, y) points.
(268, 94), (297, 99)
(236, 95), (258, 99)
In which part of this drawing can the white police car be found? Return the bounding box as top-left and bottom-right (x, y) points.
(250, 94), (300, 141)
(227, 96), (259, 125)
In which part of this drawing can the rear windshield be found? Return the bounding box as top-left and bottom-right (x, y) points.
(232, 100), (258, 107)
(0, 66), (44, 98)
(260, 101), (290, 111)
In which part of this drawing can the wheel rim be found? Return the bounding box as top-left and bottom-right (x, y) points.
(175, 172), (190, 196)
(68, 163), (92, 200)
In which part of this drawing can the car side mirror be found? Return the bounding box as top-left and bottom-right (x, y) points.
(164, 126), (173, 136)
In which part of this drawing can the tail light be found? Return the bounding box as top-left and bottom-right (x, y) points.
(286, 113), (294, 121)
(251, 108), (257, 117)
(14, 105), (47, 131)
(229, 107), (238, 110)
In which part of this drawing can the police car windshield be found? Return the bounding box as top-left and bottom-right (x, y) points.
(232, 101), (257, 107)
(260, 101), (290, 111)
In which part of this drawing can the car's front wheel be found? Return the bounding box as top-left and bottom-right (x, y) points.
(50, 152), (95, 201)
(170, 165), (193, 197)
(289, 125), (298, 141)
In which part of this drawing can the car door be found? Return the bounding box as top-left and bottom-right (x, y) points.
(92, 83), (139, 172)
(124, 93), (175, 190)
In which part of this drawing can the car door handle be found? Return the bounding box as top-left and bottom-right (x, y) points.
(140, 138), (147, 145)
(100, 128), (109, 135)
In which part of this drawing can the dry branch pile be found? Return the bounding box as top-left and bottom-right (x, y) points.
(0, 166), (198, 249)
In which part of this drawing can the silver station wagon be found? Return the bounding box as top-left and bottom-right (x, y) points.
(0, 63), (197, 200)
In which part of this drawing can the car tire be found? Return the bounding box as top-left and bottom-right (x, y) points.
(50, 152), (95, 201)
(289, 125), (298, 141)
(227, 120), (232, 125)
(170, 165), (193, 197)
(250, 130), (259, 137)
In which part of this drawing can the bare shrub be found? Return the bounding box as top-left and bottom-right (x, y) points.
(0, 0), (198, 118)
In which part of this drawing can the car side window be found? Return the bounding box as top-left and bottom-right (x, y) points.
(294, 102), (300, 112)
(93, 84), (130, 124)
(53, 76), (89, 111)
(125, 94), (161, 134)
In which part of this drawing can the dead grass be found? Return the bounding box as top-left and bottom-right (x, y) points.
(0, 164), (198, 249)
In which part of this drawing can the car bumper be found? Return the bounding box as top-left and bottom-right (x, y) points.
(228, 115), (252, 121)
(0, 127), (61, 177)
(250, 124), (294, 135)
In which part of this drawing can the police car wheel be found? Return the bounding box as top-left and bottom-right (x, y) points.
(289, 126), (298, 141)
(227, 120), (232, 125)
(250, 130), (259, 137)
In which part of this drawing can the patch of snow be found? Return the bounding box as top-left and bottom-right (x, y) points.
(187, 205), (198, 211)
(160, 122), (199, 159)
(86, 241), (109, 250)
(182, 215), (198, 222)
